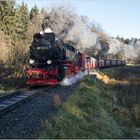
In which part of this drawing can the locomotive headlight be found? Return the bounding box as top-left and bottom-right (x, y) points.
(29, 59), (35, 64)
(47, 60), (52, 64)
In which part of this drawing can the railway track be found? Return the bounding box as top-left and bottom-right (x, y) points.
(0, 86), (54, 115)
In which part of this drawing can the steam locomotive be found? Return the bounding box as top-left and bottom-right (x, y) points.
(26, 27), (126, 85)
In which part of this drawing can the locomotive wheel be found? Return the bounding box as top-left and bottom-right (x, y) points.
(58, 66), (67, 81)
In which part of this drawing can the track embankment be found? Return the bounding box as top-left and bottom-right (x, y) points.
(0, 65), (140, 139)
(39, 65), (140, 139)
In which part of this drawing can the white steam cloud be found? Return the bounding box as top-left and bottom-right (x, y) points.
(107, 37), (123, 55)
(124, 40), (140, 60)
(42, 5), (140, 61)
(107, 37), (140, 60)
(42, 6), (99, 52)
(61, 70), (88, 86)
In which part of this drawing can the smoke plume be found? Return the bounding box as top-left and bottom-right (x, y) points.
(107, 37), (123, 55)
(42, 6), (98, 52)
(42, 5), (140, 61)
(124, 40), (140, 60)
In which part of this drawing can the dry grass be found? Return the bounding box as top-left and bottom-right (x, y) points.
(52, 94), (62, 108)
(0, 31), (11, 65)
(0, 66), (26, 93)
(0, 14), (42, 67)
(90, 66), (140, 137)
(100, 66), (140, 126)
(40, 119), (49, 130)
(0, 15), (43, 92)
(131, 104), (140, 121)
(0, 31), (29, 66)
(93, 71), (129, 85)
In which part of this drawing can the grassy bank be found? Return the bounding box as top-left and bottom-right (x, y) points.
(39, 77), (123, 138)
(39, 65), (140, 139)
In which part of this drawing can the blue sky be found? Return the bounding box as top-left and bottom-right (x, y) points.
(16, 0), (140, 39)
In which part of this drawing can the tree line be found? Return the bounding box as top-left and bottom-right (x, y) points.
(0, 1), (139, 67)
(116, 35), (140, 45)
(0, 0), (43, 67)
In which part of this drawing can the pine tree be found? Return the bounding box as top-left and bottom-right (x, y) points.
(121, 37), (124, 43)
(0, 1), (16, 36)
(130, 37), (134, 42)
(134, 38), (138, 44)
(29, 5), (39, 21)
(15, 2), (29, 39)
(41, 7), (45, 14)
(124, 38), (130, 44)
(116, 35), (120, 40)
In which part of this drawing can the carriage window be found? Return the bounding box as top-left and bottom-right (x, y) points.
(86, 57), (90, 64)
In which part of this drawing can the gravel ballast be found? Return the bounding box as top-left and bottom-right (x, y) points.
(0, 82), (80, 139)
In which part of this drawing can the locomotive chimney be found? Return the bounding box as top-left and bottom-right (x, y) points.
(41, 23), (53, 33)
(40, 23), (55, 45)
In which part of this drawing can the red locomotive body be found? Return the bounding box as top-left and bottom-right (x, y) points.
(27, 68), (58, 85)
(26, 59), (81, 85)
(26, 29), (85, 86)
